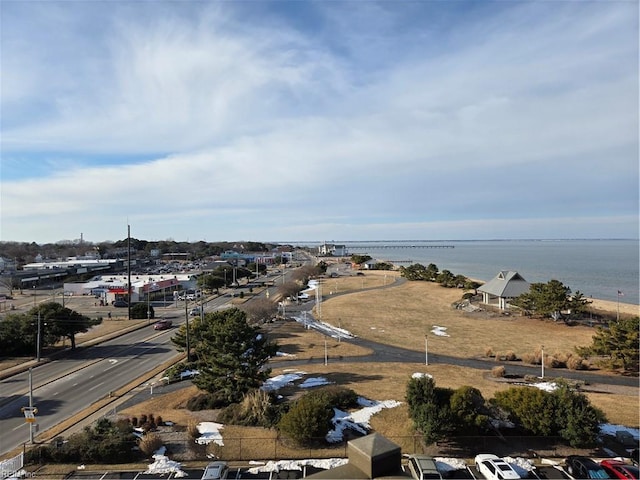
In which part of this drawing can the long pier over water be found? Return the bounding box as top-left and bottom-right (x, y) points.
(347, 244), (454, 249)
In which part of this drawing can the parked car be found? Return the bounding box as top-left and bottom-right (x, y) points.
(189, 307), (201, 316)
(407, 454), (443, 480)
(565, 456), (610, 479)
(113, 299), (128, 307)
(153, 319), (172, 330)
(615, 430), (639, 448)
(475, 454), (520, 480)
(600, 459), (639, 480)
(201, 461), (229, 480)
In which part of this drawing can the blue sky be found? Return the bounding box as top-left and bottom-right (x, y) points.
(1, 1), (638, 244)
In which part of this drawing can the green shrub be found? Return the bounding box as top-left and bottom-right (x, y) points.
(130, 302), (154, 320)
(278, 394), (334, 447)
(306, 386), (359, 410)
(186, 392), (228, 411)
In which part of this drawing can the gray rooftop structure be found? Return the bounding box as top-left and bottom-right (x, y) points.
(477, 271), (530, 310)
(308, 433), (408, 479)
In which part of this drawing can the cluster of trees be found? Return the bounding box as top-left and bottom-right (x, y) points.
(399, 263), (482, 291)
(0, 303), (100, 356)
(27, 418), (140, 464)
(511, 279), (591, 320)
(577, 316), (639, 372)
(171, 308), (278, 407)
(0, 239), (278, 267)
(349, 255), (393, 270)
(406, 375), (605, 448)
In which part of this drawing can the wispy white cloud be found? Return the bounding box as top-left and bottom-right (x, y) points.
(1, 1), (637, 242)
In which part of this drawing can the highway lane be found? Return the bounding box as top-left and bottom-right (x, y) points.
(0, 327), (181, 456)
(0, 279), (276, 457)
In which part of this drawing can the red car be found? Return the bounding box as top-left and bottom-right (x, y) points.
(153, 319), (172, 330)
(600, 459), (639, 480)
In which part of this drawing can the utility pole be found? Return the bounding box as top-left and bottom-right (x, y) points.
(127, 224), (131, 321)
(425, 335), (428, 365)
(184, 297), (190, 362)
(36, 311), (42, 362)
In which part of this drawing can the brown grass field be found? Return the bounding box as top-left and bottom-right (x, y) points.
(20, 271), (638, 474)
(115, 272), (638, 456)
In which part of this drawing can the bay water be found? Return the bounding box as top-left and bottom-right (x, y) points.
(302, 239), (639, 305)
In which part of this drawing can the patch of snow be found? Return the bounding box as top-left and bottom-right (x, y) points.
(196, 422), (224, 446)
(275, 351), (296, 357)
(435, 457), (467, 472)
(142, 450), (187, 477)
(533, 381), (559, 392)
(412, 372), (433, 379)
(504, 456), (536, 476)
(300, 377), (332, 388)
(179, 369), (199, 379)
(292, 314), (356, 339)
(431, 326), (450, 337)
(261, 372), (306, 391)
(247, 458), (348, 474)
(326, 397), (402, 443)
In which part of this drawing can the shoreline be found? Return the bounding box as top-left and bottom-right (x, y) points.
(321, 257), (639, 316)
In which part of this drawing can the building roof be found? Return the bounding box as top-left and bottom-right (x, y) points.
(477, 271), (530, 298)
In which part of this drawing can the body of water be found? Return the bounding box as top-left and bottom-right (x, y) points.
(299, 239), (639, 305)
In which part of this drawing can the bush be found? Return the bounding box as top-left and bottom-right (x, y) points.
(484, 347), (494, 358)
(504, 351), (517, 361)
(306, 386), (359, 410)
(130, 302), (154, 320)
(219, 390), (285, 427)
(187, 392), (228, 411)
(187, 421), (201, 440)
(277, 394), (334, 447)
(138, 433), (164, 457)
(567, 355), (589, 370)
(491, 366), (506, 378)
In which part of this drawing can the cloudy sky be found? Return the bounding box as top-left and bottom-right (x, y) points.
(1, 1), (638, 244)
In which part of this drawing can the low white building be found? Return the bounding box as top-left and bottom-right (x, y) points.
(318, 243), (349, 257)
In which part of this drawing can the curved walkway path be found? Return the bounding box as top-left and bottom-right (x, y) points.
(275, 277), (638, 389)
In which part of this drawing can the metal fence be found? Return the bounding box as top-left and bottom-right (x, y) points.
(21, 434), (577, 467)
(0, 452), (23, 480)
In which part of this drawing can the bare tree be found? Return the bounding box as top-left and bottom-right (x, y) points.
(240, 297), (278, 324)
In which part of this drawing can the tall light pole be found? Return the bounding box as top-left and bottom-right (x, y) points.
(540, 345), (545, 379)
(147, 286), (151, 325)
(425, 334), (429, 366)
(184, 297), (190, 363)
(36, 310), (42, 362)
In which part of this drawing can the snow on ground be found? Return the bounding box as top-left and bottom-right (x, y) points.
(326, 397), (402, 443)
(247, 458), (349, 474)
(431, 326), (450, 337)
(412, 372), (433, 379)
(533, 381), (559, 392)
(261, 371), (306, 391)
(196, 422), (224, 446)
(275, 351), (296, 357)
(504, 456), (536, 476)
(435, 457), (467, 472)
(300, 377), (333, 388)
(142, 446), (187, 477)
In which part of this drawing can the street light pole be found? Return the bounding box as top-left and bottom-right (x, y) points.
(540, 345), (544, 379)
(36, 311), (42, 362)
(147, 286), (151, 325)
(185, 297), (190, 363)
(425, 335), (428, 365)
